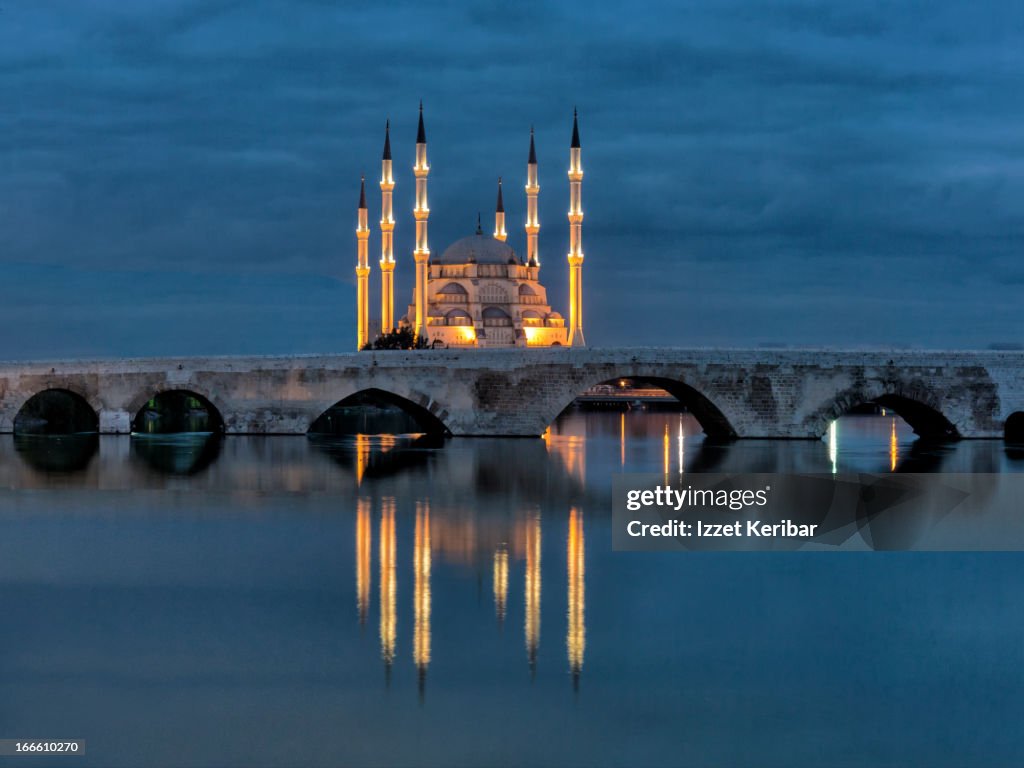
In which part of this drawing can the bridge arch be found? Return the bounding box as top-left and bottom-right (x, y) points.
(808, 387), (959, 441)
(544, 374), (738, 439)
(13, 388), (99, 435)
(308, 387), (451, 436)
(1006, 412), (1024, 444)
(129, 389), (225, 434)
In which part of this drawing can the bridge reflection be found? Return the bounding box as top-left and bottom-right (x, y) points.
(2, 411), (1019, 492)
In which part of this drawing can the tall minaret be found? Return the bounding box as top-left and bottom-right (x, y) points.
(355, 176), (371, 350)
(493, 177), (507, 242)
(525, 127), (540, 266)
(567, 109), (586, 347)
(379, 121), (396, 335)
(413, 102), (430, 341)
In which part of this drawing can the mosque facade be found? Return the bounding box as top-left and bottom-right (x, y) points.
(354, 105), (586, 349)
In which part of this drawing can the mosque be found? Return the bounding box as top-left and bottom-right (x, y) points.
(354, 104), (586, 349)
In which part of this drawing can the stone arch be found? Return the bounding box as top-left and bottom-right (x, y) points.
(129, 389), (226, 434)
(308, 387), (451, 437)
(807, 386), (959, 440)
(543, 374), (738, 440)
(1005, 412), (1024, 443)
(13, 388), (100, 435)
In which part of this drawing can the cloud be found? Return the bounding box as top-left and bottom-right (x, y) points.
(1, 0), (1023, 355)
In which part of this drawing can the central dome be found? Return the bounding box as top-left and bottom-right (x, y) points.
(436, 233), (517, 265)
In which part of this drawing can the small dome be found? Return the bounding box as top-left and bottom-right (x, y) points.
(437, 233), (517, 265)
(547, 311), (563, 320)
(438, 282), (468, 295)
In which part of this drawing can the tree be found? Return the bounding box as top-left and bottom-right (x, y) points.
(362, 327), (429, 351)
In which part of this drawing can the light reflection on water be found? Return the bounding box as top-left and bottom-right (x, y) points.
(0, 410), (1022, 767)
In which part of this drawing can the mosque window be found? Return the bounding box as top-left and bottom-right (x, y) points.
(482, 307), (513, 327)
(479, 283), (510, 304)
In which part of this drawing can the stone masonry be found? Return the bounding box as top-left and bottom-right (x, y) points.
(0, 348), (1021, 438)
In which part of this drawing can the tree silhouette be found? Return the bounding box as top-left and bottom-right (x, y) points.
(362, 327), (429, 351)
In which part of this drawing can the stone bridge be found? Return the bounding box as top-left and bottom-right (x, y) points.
(1, 348), (1022, 439)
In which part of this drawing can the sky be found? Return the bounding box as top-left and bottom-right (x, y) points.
(1, 0), (1023, 359)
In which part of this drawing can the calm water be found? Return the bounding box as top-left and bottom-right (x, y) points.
(1, 411), (1023, 767)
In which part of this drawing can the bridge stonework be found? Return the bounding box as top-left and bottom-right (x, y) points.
(0, 348), (1020, 438)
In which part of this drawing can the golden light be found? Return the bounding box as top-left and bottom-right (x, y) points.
(493, 545), (509, 627)
(356, 497), (372, 627)
(566, 507), (585, 687)
(890, 418), (899, 472)
(663, 423), (670, 478)
(413, 500), (432, 690)
(355, 433), (370, 487)
(379, 497), (397, 675)
(524, 512), (542, 674)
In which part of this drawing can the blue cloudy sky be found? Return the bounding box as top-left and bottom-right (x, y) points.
(2, 0), (1023, 359)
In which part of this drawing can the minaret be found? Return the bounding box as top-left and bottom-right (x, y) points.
(356, 176), (371, 350)
(413, 102), (430, 341)
(379, 121), (396, 335)
(493, 177), (507, 242)
(567, 109), (586, 347)
(525, 127), (540, 266)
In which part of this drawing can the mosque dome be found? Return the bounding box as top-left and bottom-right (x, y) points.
(436, 232), (518, 265)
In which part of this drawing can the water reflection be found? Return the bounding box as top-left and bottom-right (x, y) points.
(567, 507), (586, 690)
(890, 418), (899, 472)
(13, 433), (99, 473)
(379, 497), (397, 683)
(131, 433), (222, 476)
(356, 497), (371, 627)
(493, 544), (509, 628)
(525, 510), (542, 678)
(4, 409), (1024, 767)
(413, 500), (431, 700)
(4, 411), (1022, 494)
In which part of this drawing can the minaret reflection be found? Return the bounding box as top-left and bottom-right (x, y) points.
(889, 418), (899, 472)
(493, 544), (509, 629)
(379, 496), (397, 683)
(566, 507), (586, 691)
(524, 511), (542, 677)
(413, 500), (432, 700)
(356, 497), (372, 627)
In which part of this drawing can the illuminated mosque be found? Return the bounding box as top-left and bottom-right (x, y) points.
(354, 104), (586, 349)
